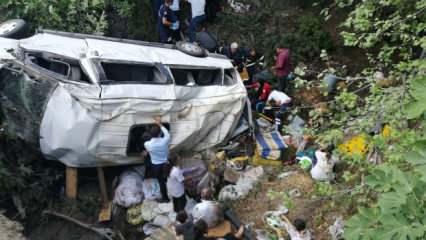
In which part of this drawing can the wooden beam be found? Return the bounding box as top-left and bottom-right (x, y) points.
(96, 167), (108, 204)
(97, 167), (112, 222)
(65, 167), (78, 199)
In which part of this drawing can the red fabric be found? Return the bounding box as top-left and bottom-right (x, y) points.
(275, 49), (291, 77)
(259, 82), (271, 101)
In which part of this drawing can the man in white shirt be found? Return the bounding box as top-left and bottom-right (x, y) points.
(184, 0), (206, 42)
(145, 116), (171, 202)
(192, 188), (224, 228)
(267, 90), (292, 132)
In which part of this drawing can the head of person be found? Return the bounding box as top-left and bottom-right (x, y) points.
(275, 44), (285, 54)
(176, 211), (188, 224)
(269, 99), (279, 107)
(169, 153), (180, 167)
(200, 188), (213, 201)
(230, 42), (239, 54)
(141, 132), (152, 142)
(194, 219), (208, 238)
(293, 218), (307, 232)
(249, 48), (257, 57)
(165, 0), (173, 6)
(150, 125), (161, 138)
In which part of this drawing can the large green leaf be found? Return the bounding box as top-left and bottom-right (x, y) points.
(414, 165), (426, 182)
(410, 76), (426, 101)
(377, 191), (407, 214)
(405, 101), (426, 119)
(376, 215), (426, 240)
(344, 207), (380, 240)
(405, 151), (426, 165)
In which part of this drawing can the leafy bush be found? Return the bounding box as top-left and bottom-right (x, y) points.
(1, 0), (108, 34)
(280, 15), (334, 61)
(0, 133), (63, 217)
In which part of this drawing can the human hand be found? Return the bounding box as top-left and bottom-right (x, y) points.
(154, 116), (162, 125)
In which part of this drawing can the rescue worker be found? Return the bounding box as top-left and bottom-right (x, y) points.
(271, 45), (291, 92)
(144, 116), (171, 202)
(158, 0), (177, 43)
(170, 0), (182, 41)
(267, 90), (292, 132)
(183, 0), (206, 42)
(221, 42), (246, 72)
(245, 48), (265, 84)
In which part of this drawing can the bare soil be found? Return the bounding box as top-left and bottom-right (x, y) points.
(232, 166), (346, 240)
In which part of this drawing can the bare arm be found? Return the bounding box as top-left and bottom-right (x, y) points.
(154, 116), (170, 142)
(162, 17), (172, 26)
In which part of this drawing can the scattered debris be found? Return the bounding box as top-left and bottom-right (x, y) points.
(113, 170), (144, 208)
(288, 188), (302, 198)
(329, 217), (345, 240)
(0, 212), (26, 240)
(278, 170), (297, 179)
(227, 0), (251, 13)
(219, 166), (264, 201)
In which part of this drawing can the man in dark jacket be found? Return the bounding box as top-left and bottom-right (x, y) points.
(245, 48), (265, 84)
(221, 42), (247, 72)
(157, 0), (177, 43)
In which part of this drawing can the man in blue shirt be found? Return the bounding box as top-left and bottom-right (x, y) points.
(145, 116), (171, 201)
(158, 0), (176, 43)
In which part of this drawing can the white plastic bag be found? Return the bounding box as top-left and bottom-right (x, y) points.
(143, 178), (162, 200)
(113, 171), (144, 208)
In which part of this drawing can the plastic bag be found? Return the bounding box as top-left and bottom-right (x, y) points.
(113, 171), (144, 208)
(143, 179), (162, 200)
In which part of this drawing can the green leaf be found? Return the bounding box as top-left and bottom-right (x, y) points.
(405, 101), (426, 119)
(406, 151), (426, 165)
(344, 209), (379, 240)
(410, 76), (426, 101)
(377, 192), (406, 214)
(414, 165), (426, 182)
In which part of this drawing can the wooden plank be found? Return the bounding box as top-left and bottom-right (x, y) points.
(97, 167), (111, 222)
(97, 167), (108, 203)
(65, 167), (78, 199)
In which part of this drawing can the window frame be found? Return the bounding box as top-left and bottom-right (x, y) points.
(168, 65), (225, 87)
(24, 51), (93, 84)
(95, 59), (173, 85)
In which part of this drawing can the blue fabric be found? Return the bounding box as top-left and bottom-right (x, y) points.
(153, 0), (164, 19)
(255, 101), (266, 112)
(189, 14), (206, 42)
(256, 130), (287, 159)
(255, 132), (271, 158)
(271, 131), (286, 149)
(144, 126), (171, 164)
